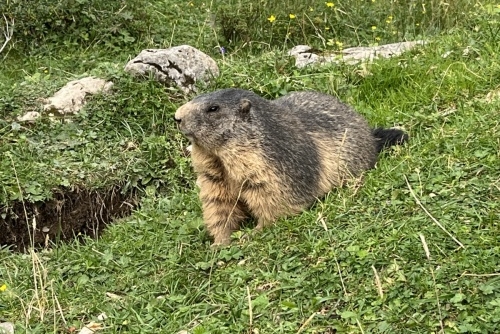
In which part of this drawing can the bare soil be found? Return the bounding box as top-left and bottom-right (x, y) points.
(0, 185), (138, 251)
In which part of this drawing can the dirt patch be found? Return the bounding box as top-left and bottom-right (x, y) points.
(0, 185), (138, 251)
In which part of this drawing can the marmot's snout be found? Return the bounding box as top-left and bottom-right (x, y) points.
(174, 103), (192, 135)
(175, 102), (202, 143)
(174, 102), (193, 124)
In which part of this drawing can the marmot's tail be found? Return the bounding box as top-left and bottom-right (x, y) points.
(372, 128), (408, 153)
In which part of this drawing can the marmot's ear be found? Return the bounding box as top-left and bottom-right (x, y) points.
(239, 99), (252, 114)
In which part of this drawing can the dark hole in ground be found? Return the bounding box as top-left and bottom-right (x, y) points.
(0, 185), (139, 252)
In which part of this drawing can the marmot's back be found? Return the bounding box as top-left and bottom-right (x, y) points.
(174, 88), (407, 244)
(271, 91), (379, 192)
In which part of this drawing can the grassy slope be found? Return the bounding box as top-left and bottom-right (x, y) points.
(1, 2), (500, 334)
(0, 58), (192, 205)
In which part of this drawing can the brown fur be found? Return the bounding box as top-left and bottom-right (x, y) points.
(174, 89), (407, 244)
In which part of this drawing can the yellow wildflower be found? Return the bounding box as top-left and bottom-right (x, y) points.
(289, 14), (296, 19)
(0, 284), (6, 292)
(375, 36), (381, 41)
(326, 2), (334, 7)
(335, 41), (344, 48)
(309, 6), (314, 11)
(371, 26), (377, 30)
(268, 15), (276, 23)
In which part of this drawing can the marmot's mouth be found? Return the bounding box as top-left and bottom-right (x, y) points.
(177, 126), (193, 138)
(182, 132), (196, 142)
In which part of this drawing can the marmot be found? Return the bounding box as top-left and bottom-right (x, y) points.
(174, 88), (407, 245)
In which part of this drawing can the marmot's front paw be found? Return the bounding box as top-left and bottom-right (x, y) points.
(211, 236), (231, 247)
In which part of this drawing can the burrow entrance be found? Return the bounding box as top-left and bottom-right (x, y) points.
(0, 185), (138, 252)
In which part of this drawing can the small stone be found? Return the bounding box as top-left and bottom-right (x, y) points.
(77, 328), (93, 334)
(43, 77), (113, 115)
(485, 89), (500, 103)
(42, 227), (50, 233)
(441, 50), (453, 58)
(105, 292), (122, 300)
(17, 111), (41, 122)
(287, 45), (313, 56)
(0, 322), (14, 334)
(295, 53), (324, 68)
(78, 322), (102, 334)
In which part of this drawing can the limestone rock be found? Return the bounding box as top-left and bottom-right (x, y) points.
(288, 45), (313, 56)
(0, 322), (14, 334)
(124, 45), (219, 93)
(294, 52), (326, 68)
(43, 77), (113, 115)
(341, 41), (426, 64)
(289, 41), (426, 68)
(16, 111), (41, 122)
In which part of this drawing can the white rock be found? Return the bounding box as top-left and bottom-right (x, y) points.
(294, 53), (326, 68)
(105, 292), (122, 300)
(485, 89), (500, 103)
(441, 50), (453, 58)
(289, 41), (426, 68)
(0, 322), (14, 334)
(43, 77), (113, 115)
(77, 328), (94, 334)
(16, 111), (41, 122)
(124, 45), (219, 93)
(342, 41), (426, 63)
(78, 321), (102, 334)
(287, 45), (313, 56)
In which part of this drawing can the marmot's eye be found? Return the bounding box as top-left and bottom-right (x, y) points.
(207, 105), (219, 112)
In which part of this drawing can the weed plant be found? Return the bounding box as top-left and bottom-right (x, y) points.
(214, 0), (480, 50)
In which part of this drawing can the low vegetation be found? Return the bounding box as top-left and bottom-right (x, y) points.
(0, 0), (499, 333)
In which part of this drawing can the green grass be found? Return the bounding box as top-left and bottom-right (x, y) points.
(0, 73), (191, 204)
(1, 0), (500, 333)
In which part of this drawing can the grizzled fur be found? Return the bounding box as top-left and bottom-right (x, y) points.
(174, 88), (407, 245)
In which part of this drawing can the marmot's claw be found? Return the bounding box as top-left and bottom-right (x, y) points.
(210, 238), (231, 248)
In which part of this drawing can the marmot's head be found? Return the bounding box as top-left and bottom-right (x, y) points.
(174, 89), (260, 150)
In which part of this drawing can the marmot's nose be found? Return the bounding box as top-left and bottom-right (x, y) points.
(174, 115), (181, 124)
